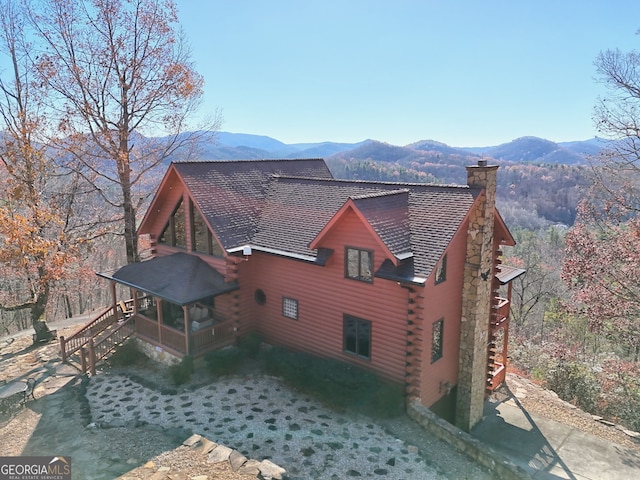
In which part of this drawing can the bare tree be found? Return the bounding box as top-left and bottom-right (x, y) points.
(0, 0), (84, 341)
(30, 0), (219, 264)
(592, 48), (640, 216)
(504, 228), (566, 339)
(560, 46), (640, 360)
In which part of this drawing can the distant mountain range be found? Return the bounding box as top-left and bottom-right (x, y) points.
(193, 132), (608, 166)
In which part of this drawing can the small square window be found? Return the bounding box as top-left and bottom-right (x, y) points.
(282, 297), (298, 320)
(435, 254), (447, 284)
(431, 318), (444, 363)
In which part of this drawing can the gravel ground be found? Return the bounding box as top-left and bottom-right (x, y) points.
(1, 326), (490, 479)
(86, 372), (447, 479)
(3, 321), (638, 479)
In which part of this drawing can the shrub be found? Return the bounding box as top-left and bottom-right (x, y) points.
(546, 360), (600, 412)
(598, 360), (640, 431)
(204, 347), (245, 376)
(238, 332), (263, 359)
(263, 347), (405, 418)
(168, 355), (194, 385)
(109, 340), (144, 367)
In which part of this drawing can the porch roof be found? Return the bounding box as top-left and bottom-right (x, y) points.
(99, 253), (239, 305)
(496, 264), (527, 284)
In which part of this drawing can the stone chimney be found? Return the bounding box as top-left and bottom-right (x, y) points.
(455, 160), (499, 432)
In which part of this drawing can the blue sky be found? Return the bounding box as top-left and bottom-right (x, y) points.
(182, 1), (637, 147)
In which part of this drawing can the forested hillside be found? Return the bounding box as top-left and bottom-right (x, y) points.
(328, 140), (590, 228)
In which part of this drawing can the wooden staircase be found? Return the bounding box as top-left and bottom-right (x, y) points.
(486, 252), (510, 394)
(486, 297), (510, 394)
(59, 301), (135, 375)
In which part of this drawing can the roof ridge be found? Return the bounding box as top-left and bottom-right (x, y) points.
(350, 189), (410, 200)
(173, 158), (324, 165)
(272, 175), (472, 189)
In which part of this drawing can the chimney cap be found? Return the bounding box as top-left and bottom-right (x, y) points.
(477, 159), (488, 167)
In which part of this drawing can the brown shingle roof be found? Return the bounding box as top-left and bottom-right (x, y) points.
(351, 190), (412, 259)
(173, 159), (332, 249)
(252, 176), (479, 280)
(170, 160), (480, 282)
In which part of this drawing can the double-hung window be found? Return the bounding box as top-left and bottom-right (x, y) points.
(343, 314), (371, 359)
(345, 247), (373, 283)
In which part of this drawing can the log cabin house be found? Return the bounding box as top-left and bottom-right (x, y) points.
(92, 158), (523, 431)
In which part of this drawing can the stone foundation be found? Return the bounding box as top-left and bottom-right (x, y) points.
(135, 339), (181, 366)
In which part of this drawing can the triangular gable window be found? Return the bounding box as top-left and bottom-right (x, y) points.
(159, 198), (187, 249)
(191, 201), (223, 256)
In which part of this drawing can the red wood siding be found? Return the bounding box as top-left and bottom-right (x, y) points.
(139, 174), (473, 406)
(417, 218), (468, 406)
(237, 209), (410, 383)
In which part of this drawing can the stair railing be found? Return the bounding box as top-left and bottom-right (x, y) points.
(59, 305), (119, 362)
(79, 318), (134, 375)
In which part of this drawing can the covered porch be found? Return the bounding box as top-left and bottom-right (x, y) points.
(99, 253), (240, 358)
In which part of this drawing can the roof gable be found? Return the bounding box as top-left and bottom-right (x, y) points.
(494, 209), (516, 247)
(141, 159), (484, 282)
(253, 176), (479, 279)
(147, 159), (332, 250)
(310, 190), (411, 266)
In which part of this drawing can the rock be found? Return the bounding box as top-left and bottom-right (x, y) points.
(198, 438), (218, 454)
(623, 429), (640, 439)
(229, 450), (247, 471)
(237, 459), (262, 476)
(208, 445), (233, 463)
(258, 459), (286, 479)
(182, 433), (202, 447)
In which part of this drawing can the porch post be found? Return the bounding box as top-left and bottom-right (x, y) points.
(110, 280), (117, 315)
(132, 289), (139, 314)
(183, 305), (190, 355)
(157, 298), (163, 345)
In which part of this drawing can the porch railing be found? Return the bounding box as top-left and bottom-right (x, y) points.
(133, 313), (235, 357)
(191, 320), (235, 353)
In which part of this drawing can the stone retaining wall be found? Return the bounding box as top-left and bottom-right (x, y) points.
(408, 400), (530, 480)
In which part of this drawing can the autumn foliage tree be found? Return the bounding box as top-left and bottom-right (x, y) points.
(29, 0), (217, 264)
(562, 45), (640, 362)
(0, 0), (83, 340)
